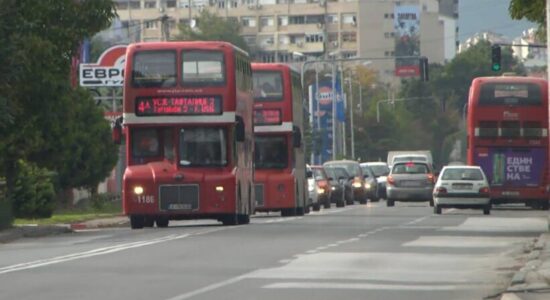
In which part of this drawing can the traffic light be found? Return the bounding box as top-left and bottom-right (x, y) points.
(419, 56), (429, 82)
(491, 45), (501, 71)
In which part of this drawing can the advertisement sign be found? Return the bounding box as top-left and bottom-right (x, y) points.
(79, 45), (127, 87)
(394, 5), (420, 77)
(309, 75), (345, 164)
(475, 148), (545, 187)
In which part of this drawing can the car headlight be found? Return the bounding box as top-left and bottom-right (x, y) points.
(364, 183), (371, 190)
(308, 185), (314, 192)
(133, 186), (144, 195)
(331, 186), (336, 191)
(352, 181), (362, 188)
(317, 188), (325, 194)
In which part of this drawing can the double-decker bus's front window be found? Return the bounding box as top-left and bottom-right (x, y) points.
(132, 128), (160, 158)
(479, 83), (542, 105)
(255, 135), (288, 169)
(132, 51), (176, 87)
(182, 51), (225, 85)
(179, 128), (227, 167)
(253, 71), (283, 101)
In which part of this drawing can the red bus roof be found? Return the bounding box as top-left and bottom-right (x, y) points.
(123, 41), (251, 125)
(252, 63), (297, 131)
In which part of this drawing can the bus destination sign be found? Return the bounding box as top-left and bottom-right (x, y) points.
(136, 96), (222, 116)
(254, 109), (282, 125)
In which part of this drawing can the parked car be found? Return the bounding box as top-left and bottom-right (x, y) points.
(310, 165), (332, 209)
(359, 163), (379, 201)
(323, 165), (349, 207)
(324, 160), (367, 204)
(433, 166), (491, 215)
(306, 165), (322, 211)
(386, 161), (435, 207)
(361, 162), (389, 200)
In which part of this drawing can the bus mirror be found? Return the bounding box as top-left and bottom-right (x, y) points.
(293, 126), (302, 148)
(235, 116), (245, 142)
(112, 116), (123, 145)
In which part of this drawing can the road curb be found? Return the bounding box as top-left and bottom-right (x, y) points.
(0, 225), (72, 244)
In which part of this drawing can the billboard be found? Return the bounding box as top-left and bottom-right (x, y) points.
(309, 75), (345, 164)
(79, 45), (127, 87)
(474, 148), (545, 187)
(394, 5), (420, 77)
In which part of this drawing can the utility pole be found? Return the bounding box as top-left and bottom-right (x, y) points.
(547, 1), (550, 91)
(331, 61), (337, 160)
(348, 73), (355, 160)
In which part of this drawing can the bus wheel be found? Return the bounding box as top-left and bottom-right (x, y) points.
(222, 214), (239, 226)
(143, 217), (155, 227)
(313, 202), (321, 211)
(281, 208), (296, 217)
(237, 214), (250, 224)
(130, 215), (144, 229)
(156, 217), (169, 228)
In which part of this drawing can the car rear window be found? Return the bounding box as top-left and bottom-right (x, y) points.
(392, 162), (429, 174)
(441, 169), (484, 181)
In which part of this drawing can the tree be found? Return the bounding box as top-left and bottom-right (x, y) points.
(509, 0), (546, 39)
(0, 0), (117, 220)
(174, 10), (250, 52)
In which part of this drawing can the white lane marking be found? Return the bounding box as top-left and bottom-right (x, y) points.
(441, 217), (548, 233)
(403, 236), (531, 248)
(165, 274), (249, 300)
(404, 216), (429, 225)
(0, 227), (227, 275)
(263, 281), (470, 291)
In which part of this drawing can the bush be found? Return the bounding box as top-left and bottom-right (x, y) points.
(11, 160), (56, 219)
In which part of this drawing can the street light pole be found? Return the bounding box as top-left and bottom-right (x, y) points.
(348, 74), (355, 160)
(331, 61), (337, 160)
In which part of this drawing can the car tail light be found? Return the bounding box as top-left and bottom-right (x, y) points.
(387, 175), (395, 186)
(427, 174), (435, 184)
(479, 187), (490, 196)
(434, 187), (447, 196)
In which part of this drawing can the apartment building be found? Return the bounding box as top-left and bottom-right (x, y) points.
(114, 0), (458, 79)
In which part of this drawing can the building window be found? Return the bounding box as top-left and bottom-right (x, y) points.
(326, 14), (338, 24)
(278, 35), (289, 45)
(342, 52), (356, 58)
(278, 16), (288, 26)
(384, 32), (395, 38)
(166, 0), (177, 8)
(145, 20), (158, 29)
(218, 0), (225, 8)
(342, 13), (356, 25)
(260, 16), (274, 27)
(305, 33), (324, 43)
(129, 1), (140, 9)
(144, 1), (156, 8)
(115, 1), (128, 9)
(243, 35), (257, 45)
(289, 16), (305, 25)
(242, 16), (257, 27)
(342, 32), (356, 42)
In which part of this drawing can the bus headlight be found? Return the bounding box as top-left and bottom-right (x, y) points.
(133, 186), (144, 195)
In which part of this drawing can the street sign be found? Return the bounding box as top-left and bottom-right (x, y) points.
(79, 45), (127, 87)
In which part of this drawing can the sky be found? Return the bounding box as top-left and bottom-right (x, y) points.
(458, 0), (536, 42)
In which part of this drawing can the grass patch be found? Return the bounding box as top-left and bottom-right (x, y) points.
(14, 197), (122, 225)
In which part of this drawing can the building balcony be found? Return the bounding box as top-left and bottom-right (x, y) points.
(287, 42), (324, 54)
(284, 23), (324, 34)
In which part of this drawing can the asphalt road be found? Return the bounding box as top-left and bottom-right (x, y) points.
(0, 201), (548, 300)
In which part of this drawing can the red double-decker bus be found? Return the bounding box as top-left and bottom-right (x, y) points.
(119, 41), (255, 228)
(252, 63), (308, 216)
(466, 76), (549, 210)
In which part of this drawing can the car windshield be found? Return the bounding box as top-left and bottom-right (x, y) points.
(442, 168), (484, 181)
(324, 167), (349, 180)
(369, 165), (390, 176)
(313, 169), (326, 180)
(360, 166), (372, 178)
(328, 163), (361, 177)
(392, 163), (429, 174)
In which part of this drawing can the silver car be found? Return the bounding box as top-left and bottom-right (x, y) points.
(386, 161), (435, 207)
(433, 166), (491, 215)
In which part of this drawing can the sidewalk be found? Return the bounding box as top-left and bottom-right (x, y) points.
(0, 215), (129, 243)
(501, 232), (550, 300)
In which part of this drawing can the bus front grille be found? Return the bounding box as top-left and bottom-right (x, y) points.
(159, 185), (199, 211)
(255, 184), (264, 207)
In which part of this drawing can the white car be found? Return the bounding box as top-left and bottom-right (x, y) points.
(433, 166), (491, 215)
(306, 165), (321, 211)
